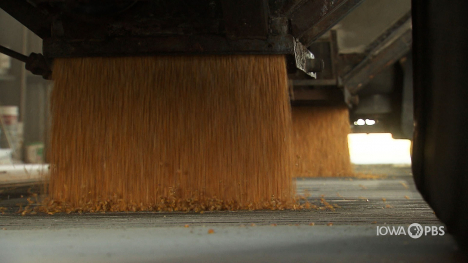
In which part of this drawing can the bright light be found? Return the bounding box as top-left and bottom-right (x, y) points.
(348, 133), (411, 164)
(354, 119), (365, 125)
(365, 119), (376, 125)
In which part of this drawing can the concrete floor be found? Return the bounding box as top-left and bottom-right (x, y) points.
(0, 165), (466, 262)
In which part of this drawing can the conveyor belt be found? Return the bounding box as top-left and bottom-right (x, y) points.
(0, 165), (442, 227)
(0, 165), (465, 263)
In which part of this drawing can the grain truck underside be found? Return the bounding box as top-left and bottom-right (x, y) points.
(0, 0), (415, 139)
(0, 0), (365, 103)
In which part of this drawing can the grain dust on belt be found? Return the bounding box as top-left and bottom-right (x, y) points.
(46, 55), (297, 212)
(292, 106), (353, 177)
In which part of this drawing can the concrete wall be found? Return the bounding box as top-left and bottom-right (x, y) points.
(0, 9), (51, 160)
(0, 9), (24, 107)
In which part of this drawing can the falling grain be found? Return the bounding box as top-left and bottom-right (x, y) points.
(47, 55), (295, 212)
(292, 106), (353, 177)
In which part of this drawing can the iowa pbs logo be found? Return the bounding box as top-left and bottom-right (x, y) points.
(377, 223), (445, 239)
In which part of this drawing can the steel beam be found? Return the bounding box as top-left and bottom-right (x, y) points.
(290, 87), (346, 106)
(42, 35), (296, 58)
(290, 79), (337, 86)
(289, 0), (364, 46)
(344, 13), (412, 94)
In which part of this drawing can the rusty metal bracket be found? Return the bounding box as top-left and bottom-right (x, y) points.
(293, 38), (320, 79)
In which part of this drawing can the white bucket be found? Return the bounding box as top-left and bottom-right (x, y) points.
(0, 106), (18, 115)
(26, 143), (44, 164)
(0, 106), (18, 125)
(0, 106), (19, 150)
